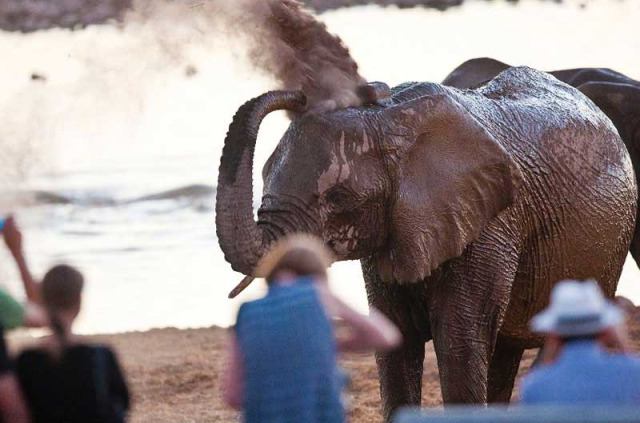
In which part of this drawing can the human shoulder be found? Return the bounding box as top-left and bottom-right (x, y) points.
(89, 343), (116, 355)
(235, 298), (265, 329)
(237, 298), (261, 316)
(17, 347), (48, 362)
(16, 347), (50, 377)
(85, 344), (121, 364)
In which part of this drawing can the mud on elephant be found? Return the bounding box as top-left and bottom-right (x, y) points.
(215, 67), (637, 420)
(443, 57), (640, 268)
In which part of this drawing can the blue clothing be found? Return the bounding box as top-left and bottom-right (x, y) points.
(235, 278), (344, 423)
(521, 340), (640, 405)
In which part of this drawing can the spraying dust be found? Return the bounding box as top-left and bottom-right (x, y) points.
(0, 0), (366, 193)
(215, 0), (367, 112)
(117, 0), (368, 111)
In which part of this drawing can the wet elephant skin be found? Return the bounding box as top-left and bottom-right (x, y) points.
(443, 58), (640, 268)
(215, 67), (637, 421)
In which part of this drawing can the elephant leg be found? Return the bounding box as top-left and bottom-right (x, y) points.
(374, 336), (425, 421)
(361, 257), (429, 421)
(431, 307), (496, 403)
(487, 339), (524, 403)
(431, 240), (518, 404)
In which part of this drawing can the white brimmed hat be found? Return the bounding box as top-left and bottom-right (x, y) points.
(531, 279), (624, 336)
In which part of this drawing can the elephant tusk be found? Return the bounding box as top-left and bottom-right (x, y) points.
(228, 276), (255, 299)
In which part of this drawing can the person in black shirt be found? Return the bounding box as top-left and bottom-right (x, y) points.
(15, 265), (130, 423)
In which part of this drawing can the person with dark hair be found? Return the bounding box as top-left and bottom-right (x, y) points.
(223, 234), (402, 423)
(15, 265), (131, 423)
(520, 279), (640, 404)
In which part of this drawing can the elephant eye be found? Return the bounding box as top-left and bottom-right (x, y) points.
(325, 186), (352, 211)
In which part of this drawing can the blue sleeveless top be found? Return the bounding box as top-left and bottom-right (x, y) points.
(235, 278), (344, 423)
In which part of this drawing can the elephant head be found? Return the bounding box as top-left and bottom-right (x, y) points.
(216, 83), (522, 286)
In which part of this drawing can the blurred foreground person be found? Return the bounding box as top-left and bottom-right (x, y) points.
(1, 216), (46, 330)
(16, 265), (130, 423)
(0, 327), (29, 423)
(520, 279), (640, 404)
(0, 216), (47, 423)
(223, 235), (401, 423)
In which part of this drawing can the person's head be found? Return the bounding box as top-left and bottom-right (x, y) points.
(41, 265), (84, 332)
(531, 279), (628, 361)
(256, 234), (333, 285)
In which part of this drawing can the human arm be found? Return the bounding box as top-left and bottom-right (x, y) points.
(599, 324), (632, 354)
(315, 284), (402, 353)
(537, 335), (562, 365)
(2, 217), (41, 305)
(222, 333), (244, 410)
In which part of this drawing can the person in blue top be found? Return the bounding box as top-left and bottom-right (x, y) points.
(520, 279), (640, 405)
(223, 234), (402, 423)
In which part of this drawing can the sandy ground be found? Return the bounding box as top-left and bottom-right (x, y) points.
(10, 305), (640, 423)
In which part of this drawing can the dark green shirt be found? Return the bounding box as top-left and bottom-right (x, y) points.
(0, 288), (24, 330)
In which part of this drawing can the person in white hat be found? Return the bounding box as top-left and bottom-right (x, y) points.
(520, 279), (640, 405)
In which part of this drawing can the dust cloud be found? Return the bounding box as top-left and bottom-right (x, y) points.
(121, 0), (369, 112)
(214, 0), (367, 112)
(0, 0), (367, 191)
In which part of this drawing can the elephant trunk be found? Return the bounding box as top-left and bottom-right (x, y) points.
(216, 91), (306, 276)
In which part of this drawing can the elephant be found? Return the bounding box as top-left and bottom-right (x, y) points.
(443, 58), (640, 267)
(442, 57), (639, 90)
(215, 66), (637, 420)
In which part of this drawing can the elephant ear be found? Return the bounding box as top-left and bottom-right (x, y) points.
(377, 94), (523, 282)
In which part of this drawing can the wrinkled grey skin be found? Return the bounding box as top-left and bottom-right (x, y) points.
(216, 67), (637, 420)
(444, 58), (640, 267)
